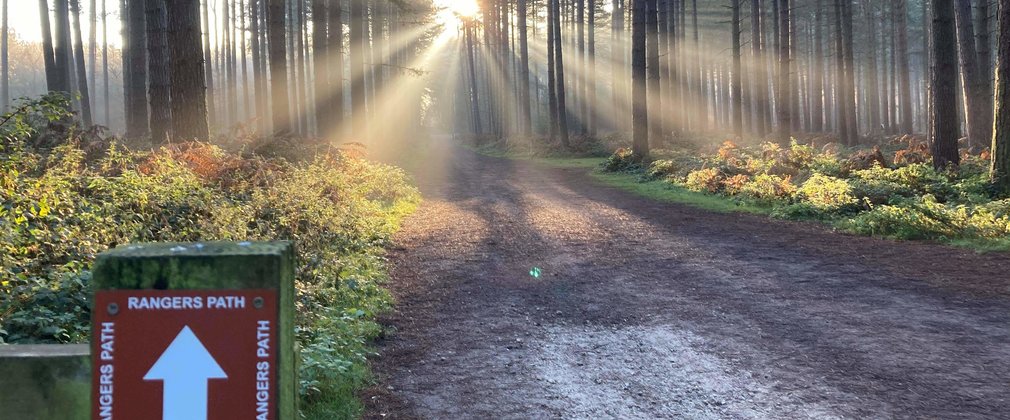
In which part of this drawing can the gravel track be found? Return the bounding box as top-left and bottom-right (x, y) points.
(364, 140), (1010, 419)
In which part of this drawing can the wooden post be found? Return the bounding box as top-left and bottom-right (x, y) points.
(91, 241), (296, 420)
(0, 344), (91, 419)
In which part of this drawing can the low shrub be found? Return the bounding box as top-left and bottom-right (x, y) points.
(596, 136), (1008, 250)
(685, 167), (725, 193)
(741, 174), (797, 201)
(601, 147), (641, 172)
(797, 174), (858, 212)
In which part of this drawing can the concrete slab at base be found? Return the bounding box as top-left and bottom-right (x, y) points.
(0, 344), (90, 420)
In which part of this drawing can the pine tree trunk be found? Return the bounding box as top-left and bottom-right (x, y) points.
(632, 0), (648, 158)
(239, 0), (249, 121)
(732, 0), (742, 138)
(993, 0), (1010, 193)
(294, 0), (307, 133)
(166, 0), (210, 140)
(70, 0), (92, 125)
(612, 0), (624, 131)
(54, 0), (72, 95)
(349, 0), (365, 136)
(87, 0), (95, 114)
(954, 0), (989, 148)
(776, 0), (790, 143)
(811, 0), (824, 132)
(841, 0), (857, 143)
(932, 0), (960, 168)
(587, 0), (596, 135)
(895, 0), (914, 134)
(976, 0), (993, 139)
(367, 0), (379, 123)
(312, 0), (327, 135)
(552, 0), (569, 146)
(328, 0), (343, 132)
(146, 0), (171, 141)
(923, 0), (931, 134)
(519, 0), (532, 136)
(267, 0), (290, 134)
(864, 0), (880, 134)
(465, 21), (482, 136)
(202, 0), (216, 130)
(1, 0), (8, 112)
(223, 0), (236, 128)
(548, 0), (558, 138)
(101, 0), (108, 124)
(646, 0), (660, 141)
(833, 0), (848, 143)
(249, 0), (264, 132)
(124, 0), (148, 139)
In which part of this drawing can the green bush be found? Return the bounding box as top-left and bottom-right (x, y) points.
(599, 137), (1010, 249)
(741, 174), (797, 201)
(601, 148), (641, 172)
(0, 94), (420, 418)
(797, 174), (858, 212)
(685, 167), (725, 193)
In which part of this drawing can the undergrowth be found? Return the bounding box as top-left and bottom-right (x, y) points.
(0, 94), (420, 418)
(600, 137), (1009, 251)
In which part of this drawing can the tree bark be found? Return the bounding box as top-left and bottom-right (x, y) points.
(732, 0), (742, 138)
(856, 0), (878, 135)
(87, 0), (95, 114)
(932, 0), (960, 168)
(811, 0), (824, 132)
(70, 0), (92, 125)
(841, 0), (857, 143)
(312, 0), (326, 135)
(548, 0), (558, 138)
(249, 0), (264, 131)
(976, 0), (993, 141)
(328, 0), (343, 132)
(294, 0), (307, 133)
(349, 0), (365, 136)
(146, 0), (170, 140)
(1, 0), (8, 112)
(955, 0), (989, 148)
(55, 0), (72, 94)
(612, 0), (625, 131)
(101, 0), (108, 124)
(267, 0), (291, 134)
(993, 0), (1010, 193)
(776, 0), (791, 143)
(552, 0), (570, 146)
(124, 0), (148, 139)
(519, 0), (532, 136)
(587, 0), (597, 135)
(40, 0), (59, 92)
(632, 0), (649, 159)
(202, 0), (216, 130)
(895, 0), (914, 134)
(166, 0), (210, 140)
(646, 0), (660, 141)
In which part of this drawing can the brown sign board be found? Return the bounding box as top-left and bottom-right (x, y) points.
(91, 289), (278, 420)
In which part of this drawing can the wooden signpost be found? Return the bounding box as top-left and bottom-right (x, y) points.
(90, 242), (296, 420)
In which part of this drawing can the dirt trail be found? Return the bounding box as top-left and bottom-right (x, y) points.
(364, 139), (1010, 419)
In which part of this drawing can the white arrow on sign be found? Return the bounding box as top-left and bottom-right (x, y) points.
(144, 325), (228, 420)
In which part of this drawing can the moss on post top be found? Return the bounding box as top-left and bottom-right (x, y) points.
(93, 241), (295, 290)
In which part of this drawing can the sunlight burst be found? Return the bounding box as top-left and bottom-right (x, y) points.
(436, 0), (480, 26)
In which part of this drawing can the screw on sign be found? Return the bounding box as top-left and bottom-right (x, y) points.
(92, 290), (278, 420)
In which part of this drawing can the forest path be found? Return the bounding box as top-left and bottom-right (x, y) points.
(364, 138), (1010, 419)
